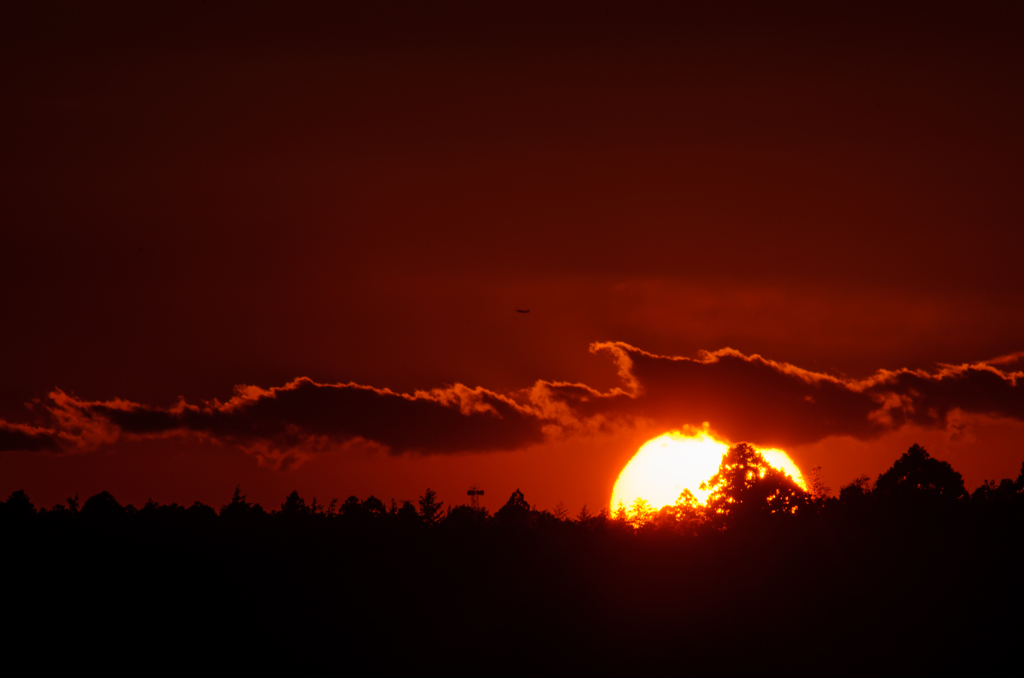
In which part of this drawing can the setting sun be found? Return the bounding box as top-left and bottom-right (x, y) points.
(610, 429), (807, 512)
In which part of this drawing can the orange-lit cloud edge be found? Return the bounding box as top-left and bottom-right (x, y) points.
(1, 342), (1021, 472)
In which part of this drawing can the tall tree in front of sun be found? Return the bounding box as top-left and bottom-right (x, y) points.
(701, 443), (811, 529)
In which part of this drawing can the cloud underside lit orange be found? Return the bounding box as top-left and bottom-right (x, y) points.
(0, 343), (1021, 469)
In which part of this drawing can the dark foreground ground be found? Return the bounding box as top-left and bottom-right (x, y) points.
(5, 496), (1022, 675)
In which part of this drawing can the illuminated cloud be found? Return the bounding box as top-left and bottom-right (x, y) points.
(563, 343), (1024, 448)
(0, 344), (1021, 464)
(27, 378), (547, 467)
(0, 421), (62, 453)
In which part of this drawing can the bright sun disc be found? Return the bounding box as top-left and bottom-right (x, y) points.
(610, 430), (807, 512)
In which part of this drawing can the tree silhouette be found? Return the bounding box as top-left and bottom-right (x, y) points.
(3, 445), (1023, 675)
(361, 496), (387, 518)
(701, 443), (809, 528)
(612, 500), (628, 523)
(970, 478), (1019, 506)
(279, 490), (309, 518)
(396, 500), (421, 528)
(3, 490), (35, 521)
(221, 486), (251, 515)
(418, 488), (444, 527)
(838, 475), (873, 512)
(186, 500), (217, 526)
(81, 491), (126, 522)
(445, 503), (489, 528)
(494, 488), (532, 526)
(340, 495), (364, 519)
(668, 488), (705, 533)
(873, 444), (967, 506)
(219, 485), (266, 525)
(628, 498), (655, 529)
(808, 465), (831, 500)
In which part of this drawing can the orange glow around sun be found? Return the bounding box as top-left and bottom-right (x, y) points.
(610, 428), (807, 512)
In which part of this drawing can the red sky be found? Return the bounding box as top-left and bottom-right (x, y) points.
(2, 1), (1023, 513)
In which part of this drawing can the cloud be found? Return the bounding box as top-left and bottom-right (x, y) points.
(542, 343), (880, 447)
(30, 378), (548, 467)
(1, 343), (1021, 464)
(533, 343), (1024, 449)
(0, 421), (62, 452)
(862, 356), (1024, 429)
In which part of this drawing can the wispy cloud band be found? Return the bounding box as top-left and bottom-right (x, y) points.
(3, 343), (1021, 468)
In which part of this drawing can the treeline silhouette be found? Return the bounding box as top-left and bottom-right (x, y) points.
(4, 444), (1023, 672)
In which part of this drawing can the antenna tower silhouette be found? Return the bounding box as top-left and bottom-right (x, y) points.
(467, 485), (484, 511)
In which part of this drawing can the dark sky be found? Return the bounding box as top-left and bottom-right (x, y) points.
(2, 1), (1023, 512)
